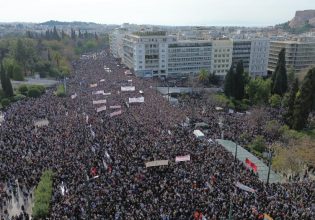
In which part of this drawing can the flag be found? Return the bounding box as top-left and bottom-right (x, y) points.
(235, 182), (256, 193)
(245, 158), (258, 172)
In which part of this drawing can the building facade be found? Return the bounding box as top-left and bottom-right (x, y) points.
(122, 32), (176, 77)
(249, 38), (269, 77)
(232, 39), (252, 72)
(268, 40), (315, 74)
(211, 39), (233, 76)
(167, 41), (212, 78)
(111, 31), (270, 78)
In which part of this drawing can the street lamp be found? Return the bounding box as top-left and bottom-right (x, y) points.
(267, 149), (273, 185)
(218, 116), (224, 139)
(234, 142), (238, 161)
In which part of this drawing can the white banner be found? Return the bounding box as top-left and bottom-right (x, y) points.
(93, 99), (107, 105)
(235, 182), (256, 193)
(96, 106), (107, 113)
(90, 83), (97, 88)
(92, 90), (104, 95)
(145, 160), (169, 168)
(109, 105), (121, 109)
(71, 93), (77, 99)
(110, 110), (122, 117)
(129, 97), (144, 103)
(175, 155), (190, 162)
(34, 119), (49, 127)
(99, 79), (105, 82)
(121, 86), (135, 92)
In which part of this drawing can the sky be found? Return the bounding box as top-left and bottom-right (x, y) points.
(0, 0), (314, 26)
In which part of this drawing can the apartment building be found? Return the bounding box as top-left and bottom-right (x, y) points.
(211, 39), (233, 76)
(167, 40), (212, 78)
(122, 31), (176, 77)
(111, 31), (270, 78)
(232, 39), (252, 72)
(109, 28), (127, 59)
(249, 38), (269, 77)
(268, 40), (315, 73)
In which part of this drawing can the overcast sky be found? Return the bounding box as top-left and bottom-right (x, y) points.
(1, 0), (314, 26)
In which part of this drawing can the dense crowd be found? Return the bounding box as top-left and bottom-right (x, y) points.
(1, 49), (314, 219)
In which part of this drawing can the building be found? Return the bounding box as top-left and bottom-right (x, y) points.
(167, 40), (212, 78)
(249, 38), (269, 77)
(268, 40), (315, 74)
(109, 28), (127, 59)
(122, 31), (176, 77)
(232, 39), (252, 72)
(211, 39), (233, 76)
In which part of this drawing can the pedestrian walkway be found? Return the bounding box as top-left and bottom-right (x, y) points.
(216, 139), (282, 183)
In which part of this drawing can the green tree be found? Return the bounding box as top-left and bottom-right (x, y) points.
(0, 63), (13, 97)
(208, 72), (220, 86)
(28, 88), (41, 98)
(224, 66), (235, 97)
(198, 69), (209, 85)
(287, 66), (295, 88)
(0, 63), (7, 93)
(269, 94), (282, 108)
(272, 48), (288, 96)
(3, 58), (24, 81)
(234, 60), (245, 100)
(292, 68), (315, 130)
(246, 77), (271, 105)
(285, 78), (299, 127)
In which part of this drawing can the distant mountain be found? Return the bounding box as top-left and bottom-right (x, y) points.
(289, 10), (315, 28)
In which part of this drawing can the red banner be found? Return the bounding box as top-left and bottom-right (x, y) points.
(245, 158), (257, 172)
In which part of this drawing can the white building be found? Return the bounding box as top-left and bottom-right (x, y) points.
(167, 40), (212, 78)
(249, 38), (269, 77)
(122, 31), (176, 77)
(211, 39), (233, 76)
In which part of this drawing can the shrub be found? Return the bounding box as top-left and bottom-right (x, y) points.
(18, 85), (28, 95)
(28, 85), (45, 94)
(12, 94), (26, 101)
(249, 136), (266, 153)
(56, 84), (66, 97)
(269, 94), (282, 108)
(28, 88), (41, 98)
(32, 170), (53, 219)
(1, 98), (10, 107)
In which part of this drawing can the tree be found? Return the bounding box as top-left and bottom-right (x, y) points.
(245, 77), (271, 105)
(224, 66), (235, 97)
(292, 68), (315, 130)
(4, 72), (13, 97)
(269, 94), (282, 108)
(198, 69), (209, 86)
(3, 58), (24, 81)
(272, 48), (288, 96)
(287, 66), (295, 88)
(0, 63), (7, 93)
(285, 78), (299, 127)
(234, 60), (245, 100)
(208, 72), (220, 86)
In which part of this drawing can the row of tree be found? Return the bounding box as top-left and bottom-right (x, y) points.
(26, 26), (99, 42)
(223, 48), (315, 131)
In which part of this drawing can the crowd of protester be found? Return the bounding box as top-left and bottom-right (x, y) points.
(0, 49), (314, 219)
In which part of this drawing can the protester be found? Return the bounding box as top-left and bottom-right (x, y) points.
(0, 49), (314, 219)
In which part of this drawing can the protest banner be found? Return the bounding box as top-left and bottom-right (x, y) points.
(129, 97), (144, 103)
(93, 99), (107, 105)
(121, 86), (135, 92)
(96, 106), (106, 113)
(110, 110), (122, 117)
(146, 160), (169, 168)
(175, 155), (191, 162)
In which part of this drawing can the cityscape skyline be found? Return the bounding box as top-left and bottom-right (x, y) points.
(1, 0), (314, 26)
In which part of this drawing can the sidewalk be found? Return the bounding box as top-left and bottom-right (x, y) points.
(216, 139), (282, 183)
